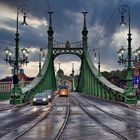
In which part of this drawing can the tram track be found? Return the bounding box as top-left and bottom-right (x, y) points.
(72, 94), (128, 140)
(80, 93), (140, 112)
(55, 97), (70, 140)
(0, 96), (59, 140)
(79, 93), (140, 120)
(11, 96), (70, 140)
(77, 94), (140, 129)
(14, 105), (53, 140)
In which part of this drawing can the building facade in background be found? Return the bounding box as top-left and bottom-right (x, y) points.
(0, 69), (34, 92)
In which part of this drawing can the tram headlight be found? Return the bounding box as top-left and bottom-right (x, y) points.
(33, 98), (36, 101)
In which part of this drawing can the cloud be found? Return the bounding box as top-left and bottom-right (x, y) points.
(0, 23), (15, 32)
(28, 15), (48, 28)
(88, 22), (105, 48)
(64, 9), (83, 26)
(95, 63), (124, 72)
(0, 64), (12, 79)
(0, 2), (48, 32)
(22, 61), (39, 77)
(1, 0), (140, 79)
(110, 27), (140, 51)
(0, 3), (16, 20)
(54, 10), (82, 42)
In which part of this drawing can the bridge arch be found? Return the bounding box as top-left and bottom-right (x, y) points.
(54, 53), (81, 90)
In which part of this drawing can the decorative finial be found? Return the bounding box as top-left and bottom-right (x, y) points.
(47, 11), (54, 36)
(81, 11), (88, 29)
(48, 11), (53, 29)
(81, 11), (88, 37)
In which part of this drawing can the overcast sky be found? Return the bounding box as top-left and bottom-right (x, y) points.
(0, 0), (140, 79)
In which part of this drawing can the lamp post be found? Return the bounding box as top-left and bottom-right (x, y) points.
(39, 48), (45, 76)
(71, 63), (75, 92)
(58, 63), (61, 85)
(118, 4), (137, 104)
(4, 5), (29, 105)
(93, 48), (101, 77)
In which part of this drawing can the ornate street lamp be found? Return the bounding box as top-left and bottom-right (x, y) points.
(4, 47), (29, 67)
(134, 47), (140, 61)
(4, 5), (29, 104)
(93, 48), (101, 77)
(118, 4), (137, 104)
(117, 46), (126, 65)
(38, 48), (45, 76)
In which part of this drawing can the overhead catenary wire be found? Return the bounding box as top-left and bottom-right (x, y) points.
(46, 0), (122, 46)
(94, 0), (122, 45)
(47, 0), (51, 12)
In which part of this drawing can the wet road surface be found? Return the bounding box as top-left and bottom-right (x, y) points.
(61, 96), (121, 140)
(0, 100), (13, 111)
(17, 97), (69, 140)
(0, 93), (140, 140)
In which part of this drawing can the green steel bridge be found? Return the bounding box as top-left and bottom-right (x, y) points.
(20, 12), (137, 105)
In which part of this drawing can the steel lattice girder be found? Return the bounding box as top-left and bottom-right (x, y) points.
(52, 48), (83, 59)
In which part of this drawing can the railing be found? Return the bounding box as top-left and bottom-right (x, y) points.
(53, 40), (82, 48)
(0, 92), (11, 100)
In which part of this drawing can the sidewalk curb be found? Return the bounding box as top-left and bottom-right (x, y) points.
(0, 102), (30, 112)
(14, 102), (31, 108)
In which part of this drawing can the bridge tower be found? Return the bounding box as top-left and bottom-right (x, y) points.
(76, 12), (89, 93)
(81, 11), (88, 50)
(44, 11), (56, 90)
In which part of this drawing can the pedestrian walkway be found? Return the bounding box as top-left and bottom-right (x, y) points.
(0, 100), (9, 104)
(0, 100), (14, 111)
(125, 101), (140, 109)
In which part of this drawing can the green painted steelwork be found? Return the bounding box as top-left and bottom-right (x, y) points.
(22, 12), (56, 99)
(0, 92), (11, 100)
(21, 11), (125, 104)
(118, 5), (137, 104)
(7, 5), (30, 105)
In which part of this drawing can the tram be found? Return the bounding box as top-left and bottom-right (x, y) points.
(58, 85), (69, 97)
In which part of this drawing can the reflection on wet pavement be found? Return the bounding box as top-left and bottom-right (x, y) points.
(1, 93), (140, 140)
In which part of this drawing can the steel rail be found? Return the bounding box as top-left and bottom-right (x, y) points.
(55, 97), (70, 140)
(72, 94), (128, 140)
(14, 104), (54, 140)
(78, 94), (140, 129)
